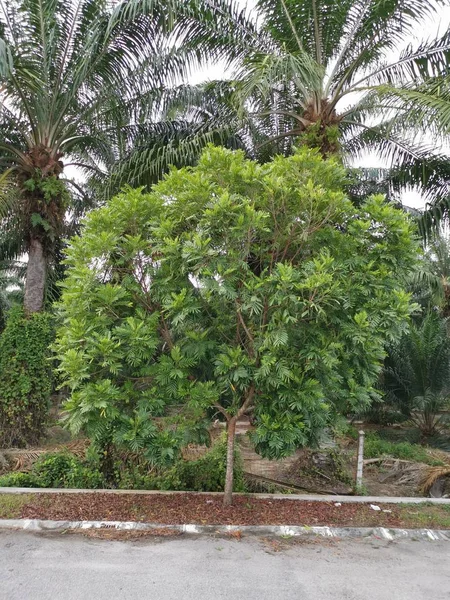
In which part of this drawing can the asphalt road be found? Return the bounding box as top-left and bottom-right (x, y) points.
(1, 530), (449, 600)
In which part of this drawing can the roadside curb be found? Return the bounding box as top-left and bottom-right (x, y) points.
(1, 488), (450, 505)
(0, 518), (449, 541)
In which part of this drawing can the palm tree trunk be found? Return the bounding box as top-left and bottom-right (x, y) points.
(24, 237), (46, 314)
(223, 417), (237, 506)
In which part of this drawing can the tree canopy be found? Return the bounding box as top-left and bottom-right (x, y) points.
(55, 145), (418, 503)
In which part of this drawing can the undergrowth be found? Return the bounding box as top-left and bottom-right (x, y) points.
(363, 433), (445, 466)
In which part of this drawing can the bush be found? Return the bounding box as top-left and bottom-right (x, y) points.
(0, 443), (245, 492)
(363, 433), (444, 466)
(0, 452), (104, 489)
(115, 466), (181, 491)
(0, 308), (54, 447)
(171, 441), (245, 492)
(0, 471), (42, 487)
(358, 403), (407, 426)
(113, 440), (245, 492)
(383, 313), (450, 436)
(33, 452), (104, 488)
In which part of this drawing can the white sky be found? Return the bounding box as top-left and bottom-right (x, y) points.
(192, 0), (450, 210)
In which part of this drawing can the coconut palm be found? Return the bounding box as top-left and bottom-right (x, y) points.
(0, 0), (253, 313)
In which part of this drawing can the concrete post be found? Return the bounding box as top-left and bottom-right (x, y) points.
(356, 430), (365, 489)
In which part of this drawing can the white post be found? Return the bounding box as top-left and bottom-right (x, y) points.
(356, 429), (365, 490)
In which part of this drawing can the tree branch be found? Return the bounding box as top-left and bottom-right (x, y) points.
(160, 313), (174, 350)
(237, 385), (255, 418)
(214, 403), (231, 421)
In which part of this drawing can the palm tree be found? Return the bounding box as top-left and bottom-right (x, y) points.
(409, 233), (450, 316)
(170, 0), (450, 192)
(383, 312), (450, 437)
(0, 259), (24, 330)
(0, 0), (253, 313)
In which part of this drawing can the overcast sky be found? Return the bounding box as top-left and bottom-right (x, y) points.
(193, 0), (450, 210)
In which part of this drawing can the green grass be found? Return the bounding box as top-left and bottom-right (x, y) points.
(363, 434), (445, 466)
(0, 494), (32, 519)
(398, 503), (450, 529)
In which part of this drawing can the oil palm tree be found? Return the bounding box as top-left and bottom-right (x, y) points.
(169, 0), (450, 197)
(383, 312), (450, 436)
(409, 233), (450, 316)
(0, 259), (24, 329)
(0, 0), (253, 313)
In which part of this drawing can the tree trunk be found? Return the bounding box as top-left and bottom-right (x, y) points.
(223, 417), (237, 506)
(24, 237), (46, 314)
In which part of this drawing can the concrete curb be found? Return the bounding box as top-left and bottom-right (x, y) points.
(0, 518), (449, 541)
(1, 487), (450, 504)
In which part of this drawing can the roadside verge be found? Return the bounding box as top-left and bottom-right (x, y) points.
(1, 489), (450, 535)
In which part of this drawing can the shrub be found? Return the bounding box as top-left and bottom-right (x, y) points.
(363, 433), (444, 466)
(33, 452), (104, 488)
(0, 452), (104, 489)
(383, 313), (450, 436)
(358, 402), (408, 426)
(0, 471), (42, 487)
(171, 440), (245, 492)
(0, 308), (54, 447)
(114, 440), (245, 492)
(115, 465), (181, 491)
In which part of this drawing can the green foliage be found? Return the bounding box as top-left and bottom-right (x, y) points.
(0, 260), (24, 331)
(0, 471), (42, 487)
(24, 174), (69, 204)
(298, 123), (341, 157)
(358, 401), (408, 426)
(113, 463), (176, 491)
(55, 146), (418, 479)
(114, 441), (245, 492)
(169, 0), (450, 213)
(170, 441), (245, 492)
(0, 308), (54, 448)
(0, 451), (104, 489)
(0, 0), (257, 313)
(363, 433), (444, 466)
(33, 452), (104, 489)
(0, 443), (243, 492)
(383, 312), (450, 436)
(324, 448), (353, 485)
(405, 234), (450, 316)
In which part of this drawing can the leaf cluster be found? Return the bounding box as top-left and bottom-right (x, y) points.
(55, 146), (419, 459)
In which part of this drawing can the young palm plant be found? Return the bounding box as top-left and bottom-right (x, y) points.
(383, 312), (450, 437)
(0, 0), (252, 313)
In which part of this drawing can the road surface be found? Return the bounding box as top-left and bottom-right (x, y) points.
(1, 530), (449, 599)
